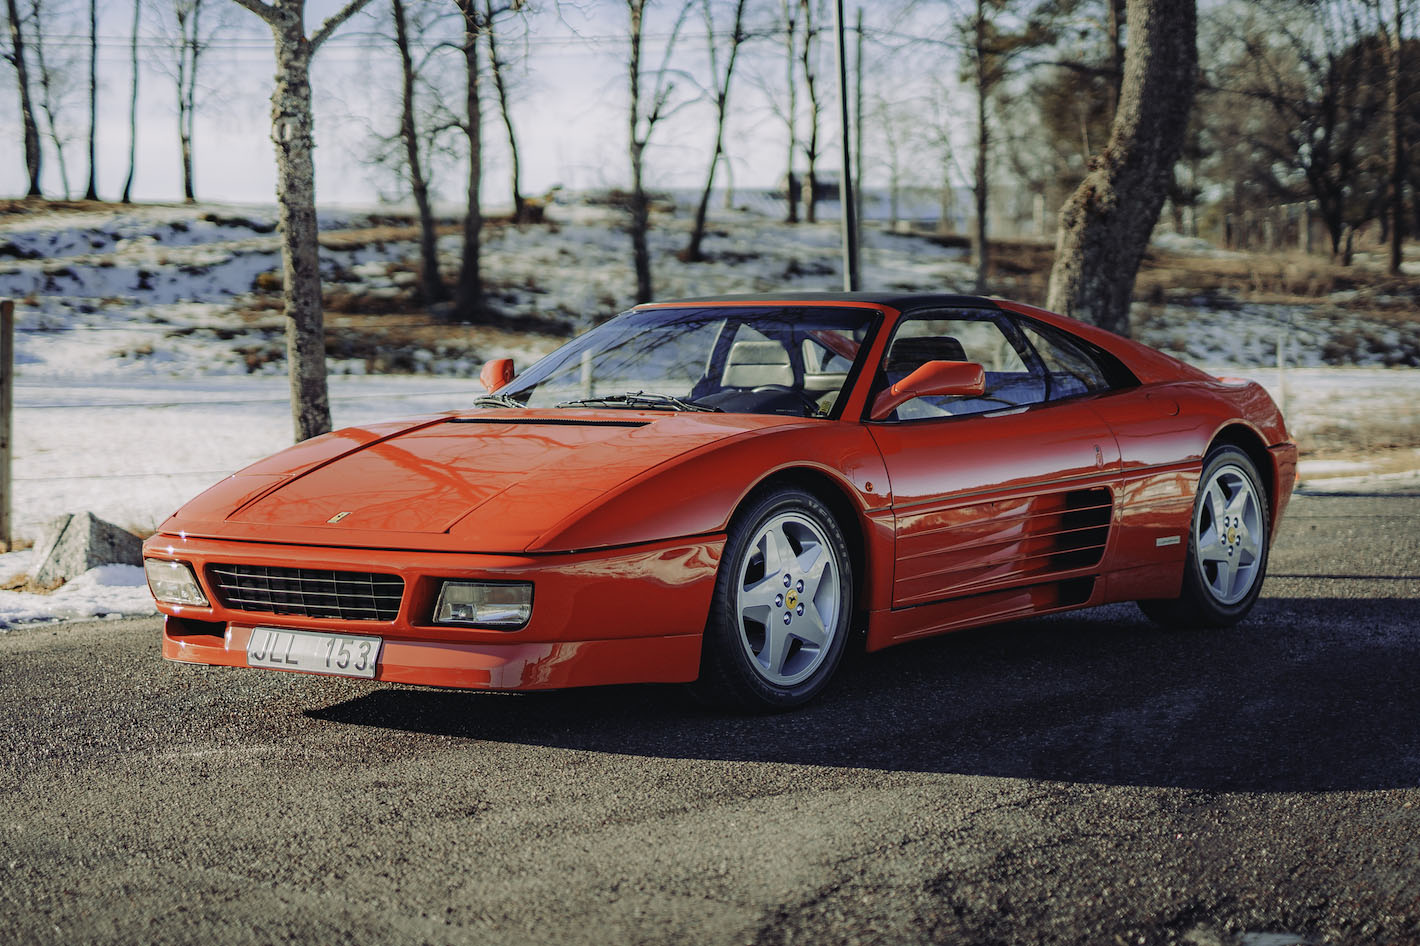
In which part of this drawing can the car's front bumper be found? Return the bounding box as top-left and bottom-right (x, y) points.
(144, 533), (725, 690)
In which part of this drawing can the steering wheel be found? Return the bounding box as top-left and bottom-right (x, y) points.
(752, 385), (824, 416)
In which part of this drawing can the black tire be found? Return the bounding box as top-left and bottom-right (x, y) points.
(1139, 445), (1271, 628)
(694, 487), (853, 712)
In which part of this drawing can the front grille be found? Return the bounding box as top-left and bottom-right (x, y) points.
(208, 564), (403, 622)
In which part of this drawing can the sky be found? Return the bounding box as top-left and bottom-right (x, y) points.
(0, 0), (889, 210)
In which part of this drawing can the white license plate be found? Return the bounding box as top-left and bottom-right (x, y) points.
(246, 627), (382, 679)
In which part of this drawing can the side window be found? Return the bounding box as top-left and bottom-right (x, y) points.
(1018, 321), (1112, 401)
(880, 312), (1044, 420)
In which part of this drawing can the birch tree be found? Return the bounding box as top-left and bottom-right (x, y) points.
(4, 0), (43, 196)
(122, 0), (139, 203)
(484, 0), (531, 221)
(159, 0), (232, 202)
(230, 0), (375, 442)
(451, 0), (485, 320)
(82, 0), (95, 199)
(626, 0), (693, 303)
(781, 0), (798, 221)
(29, 0), (74, 198)
(1046, 0), (1197, 337)
(683, 0), (750, 262)
(797, 0), (822, 223)
(391, 0), (442, 302)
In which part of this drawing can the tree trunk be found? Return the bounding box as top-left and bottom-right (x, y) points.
(972, 0), (989, 293)
(393, 0), (443, 303)
(684, 0), (748, 263)
(1106, 0), (1122, 119)
(31, 0), (70, 198)
(1386, 0), (1404, 275)
(177, 1), (201, 203)
(484, 0), (526, 222)
(83, 0), (96, 200)
(453, 1), (485, 320)
(234, 0), (372, 442)
(1045, 0), (1197, 337)
(800, 0), (820, 224)
(627, 0), (653, 303)
(6, 0), (43, 197)
(269, 18), (329, 441)
(122, 0), (139, 204)
(783, 0), (798, 223)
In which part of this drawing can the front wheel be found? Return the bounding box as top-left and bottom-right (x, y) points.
(695, 488), (853, 712)
(1139, 445), (1270, 628)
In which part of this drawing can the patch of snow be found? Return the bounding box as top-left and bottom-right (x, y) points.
(0, 564), (155, 629)
(1151, 231), (1241, 258)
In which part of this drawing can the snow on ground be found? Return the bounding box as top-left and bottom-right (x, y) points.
(0, 551), (153, 628)
(1, 200), (1417, 627)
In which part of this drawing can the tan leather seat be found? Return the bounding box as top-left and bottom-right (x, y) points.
(721, 340), (792, 387)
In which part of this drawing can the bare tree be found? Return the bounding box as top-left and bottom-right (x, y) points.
(626, 0), (693, 303)
(122, 0), (139, 203)
(29, 0), (73, 198)
(960, 0), (1053, 293)
(392, 0), (442, 302)
(172, 1), (211, 202)
(484, 0), (530, 221)
(1046, 0), (1198, 337)
(798, 0), (822, 223)
(1378, 0), (1407, 273)
(4, 0), (43, 196)
(1207, 3), (1389, 261)
(683, 0), (750, 262)
(230, 0), (375, 442)
(782, 0), (798, 221)
(451, 0), (485, 320)
(82, 0), (95, 199)
(871, 94), (911, 229)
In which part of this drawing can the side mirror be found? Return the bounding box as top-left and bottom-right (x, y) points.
(870, 360), (986, 421)
(480, 357), (514, 393)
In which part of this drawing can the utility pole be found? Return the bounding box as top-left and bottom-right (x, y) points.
(854, 6), (863, 266)
(833, 0), (859, 290)
(1, 300), (13, 551)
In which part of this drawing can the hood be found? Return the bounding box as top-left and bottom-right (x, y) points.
(161, 409), (809, 552)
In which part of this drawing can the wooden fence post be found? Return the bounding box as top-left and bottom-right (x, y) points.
(1, 299), (12, 552)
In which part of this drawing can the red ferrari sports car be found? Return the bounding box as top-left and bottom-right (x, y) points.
(144, 293), (1295, 710)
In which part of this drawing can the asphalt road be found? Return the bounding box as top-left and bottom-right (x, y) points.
(3, 491), (1419, 946)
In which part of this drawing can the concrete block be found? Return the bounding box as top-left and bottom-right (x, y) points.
(32, 512), (143, 586)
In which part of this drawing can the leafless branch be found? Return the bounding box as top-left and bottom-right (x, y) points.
(311, 0), (375, 50)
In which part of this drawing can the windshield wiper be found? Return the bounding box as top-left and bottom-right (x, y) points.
(556, 391), (722, 413)
(473, 393), (524, 409)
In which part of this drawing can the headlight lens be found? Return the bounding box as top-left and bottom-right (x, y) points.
(433, 581), (532, 629)
(144, 559), (209, 606)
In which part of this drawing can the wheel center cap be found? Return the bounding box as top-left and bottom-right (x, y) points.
(1227, 526), (1237, 545)
(786, 590), (799, 609)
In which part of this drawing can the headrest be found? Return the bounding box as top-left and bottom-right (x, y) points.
(722, 340), (792, 388)
(885, 335), (967, 374)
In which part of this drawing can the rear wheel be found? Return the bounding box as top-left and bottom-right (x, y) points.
(1139, 445), (1270, 628)
(695, 488), (852, 712)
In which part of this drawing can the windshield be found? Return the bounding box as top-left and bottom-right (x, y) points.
(492, 305), (880, 418)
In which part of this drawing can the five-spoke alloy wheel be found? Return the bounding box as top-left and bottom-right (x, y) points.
(697, 488), (853, 711)
(1140, 444), (1271, 628)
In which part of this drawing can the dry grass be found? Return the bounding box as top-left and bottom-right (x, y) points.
(979, 239), (1420, 308)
